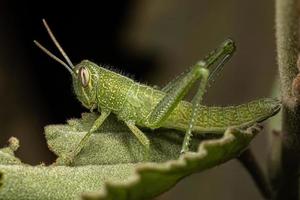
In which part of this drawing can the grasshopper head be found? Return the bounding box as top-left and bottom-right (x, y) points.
(72, 60), (98, 110)
(34, 19), (98, 110)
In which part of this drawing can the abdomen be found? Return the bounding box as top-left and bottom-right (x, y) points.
(162, 98), (280, 134)
(117, 83), (280, 134)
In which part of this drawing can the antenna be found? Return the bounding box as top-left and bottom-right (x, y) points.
(42, 19), (74, 68)
(33, 40), (74, 75)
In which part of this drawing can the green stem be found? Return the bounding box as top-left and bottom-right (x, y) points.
(272, 0), (300, 199)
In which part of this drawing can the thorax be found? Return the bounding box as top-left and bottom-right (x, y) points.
(96, 68), (134, 112)
(117, 83), (164, 124)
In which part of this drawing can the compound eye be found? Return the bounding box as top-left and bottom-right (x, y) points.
(79, 67), (90, 87)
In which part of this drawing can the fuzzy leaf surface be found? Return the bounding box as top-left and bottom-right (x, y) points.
(0, 113), (259, 200)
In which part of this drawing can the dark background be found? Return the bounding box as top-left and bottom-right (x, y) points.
(0, 1), (278, 199)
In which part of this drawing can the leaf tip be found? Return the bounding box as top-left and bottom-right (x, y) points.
(8, 137), (19, 152)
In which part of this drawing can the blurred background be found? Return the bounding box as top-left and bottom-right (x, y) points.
(0, 0), (278, 199)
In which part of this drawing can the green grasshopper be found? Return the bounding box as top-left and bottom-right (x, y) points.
(34, 19), (280, 164)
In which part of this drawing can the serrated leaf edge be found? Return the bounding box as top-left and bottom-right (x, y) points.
(83, 127), (256, 199)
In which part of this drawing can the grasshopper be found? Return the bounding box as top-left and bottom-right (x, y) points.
(34, 19), (280, 164)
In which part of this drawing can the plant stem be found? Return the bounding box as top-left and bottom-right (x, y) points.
(272, 0), (300, 199)
(238, 149), (272, 199)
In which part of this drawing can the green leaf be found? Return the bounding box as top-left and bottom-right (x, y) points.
(0, 113), (260, 200)
(47, 113), (200, 165)
(82, 125), (259, 200)
(0, 164), (136, 200)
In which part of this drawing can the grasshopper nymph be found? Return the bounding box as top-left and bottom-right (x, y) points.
(34, 19), (281, 164)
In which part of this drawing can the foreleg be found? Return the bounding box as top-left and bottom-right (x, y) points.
(65, 109), (111, 165)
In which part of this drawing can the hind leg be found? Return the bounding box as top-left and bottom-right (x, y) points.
(146, 39), (236, 153)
